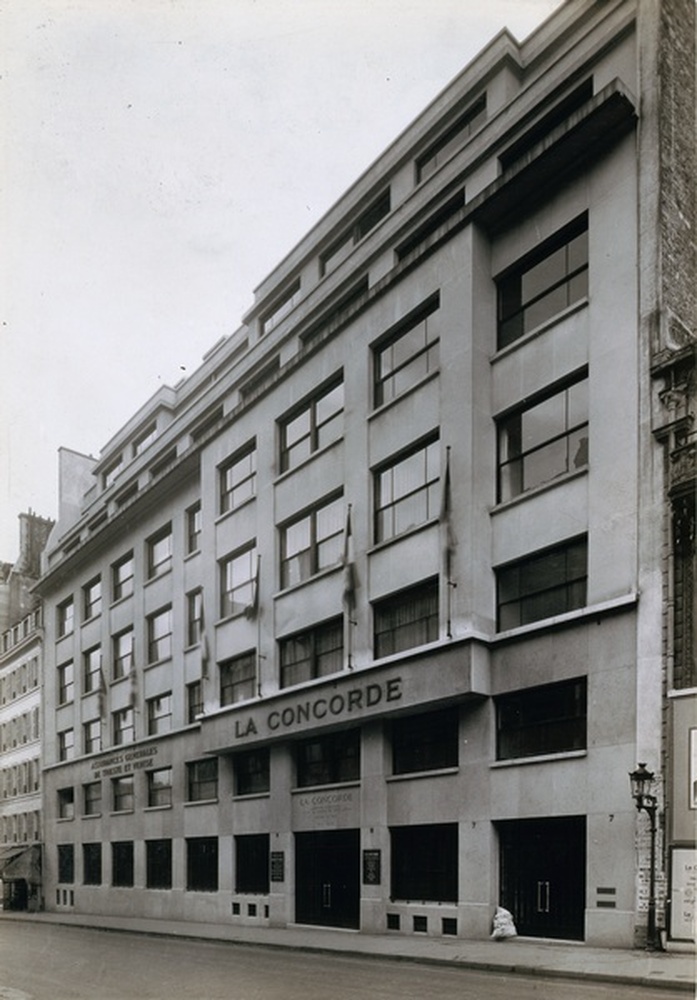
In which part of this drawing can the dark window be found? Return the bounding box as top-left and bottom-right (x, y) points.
(186, 502), (202, 554)
(147, 524), (172, 579)
(57, 844), (74, 883)
(499, 79), (594, 171)
(57, 787), (74, 820)
(392, 707), (459, 775)
(236, 834), (270, 893)
(147, 693), (172, 736)
(498, 374), (588, 502)
(234, 748), (270, 796)
(497, 215), (589, 349)
(147, 767), (173, 807)
(187, 681), (203, 724)
(496, 536), (587, 630)
(83, 843), (102, 885)
(113, 629), (133, 680)
(112, 775), (134, 812)
(416, 95), (487, 181)
(187, 758), (218, 802)
(391, 824), (458, 902)
(375, 439), (439, 542)
(187, 837), (218, 892)
(187, 589), (203, 646)
(146, 839), (172, 889)
(112, 552), (134, 602)
(112, 841), (134, 887)
(220, 545), (257, 618)
(220, 443), (256, 514)
(83, 577), (102, 620)
(57, 598), (74, 637)
(279, 618), (343, 689)
(83, 781), (101, 816)
(496, 677), (587, 760)
(83, 719), (101, 755)
(147, 606), (172, 663)
(57, 660), (74, 705)
(280, 495), (343, 588)
(373, 579), (439, 658)
(374, 301), (440, 407)
(220, 651), (256, 706)
(296, 730), (360, 788)
(112, 708), (135, 746)
(280, 380), (344, 472)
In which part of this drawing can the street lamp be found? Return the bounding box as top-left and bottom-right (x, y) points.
(629, 763), (663, 951)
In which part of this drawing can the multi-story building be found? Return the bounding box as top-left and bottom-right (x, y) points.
(36, 0), (695, 948)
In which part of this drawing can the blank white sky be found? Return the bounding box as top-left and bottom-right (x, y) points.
(0, 0), (560, 559)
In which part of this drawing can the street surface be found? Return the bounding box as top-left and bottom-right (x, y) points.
(0, 922), (685, 1000)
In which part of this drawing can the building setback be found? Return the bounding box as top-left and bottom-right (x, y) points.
(36, 0), (695, 948)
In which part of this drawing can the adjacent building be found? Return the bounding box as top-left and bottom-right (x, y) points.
(36, 0), (695, 948)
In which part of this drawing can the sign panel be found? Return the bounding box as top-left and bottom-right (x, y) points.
(669, 847), (697, 943)
(363, 849), (381, 886)
(270, 851), (285, 883)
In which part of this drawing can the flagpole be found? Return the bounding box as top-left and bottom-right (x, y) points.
(343, 504), (357, 670)
(441, 446), (456, 640)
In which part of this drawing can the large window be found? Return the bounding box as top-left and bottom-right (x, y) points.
(497, 374), (589, 502)
(147, 606), (172, 663)
(373, 579), (439, 658)
(280, 379), (344, 472)
(112, 552), (134, 602)
(186, 837), (218, 892)
(83, 843), (102, 885)
(280, 495), (343, 588)
(147, 693), (172, 736)
(375, 439), (439, 543)
(187, 758), (218, 802)
(112, 708), (135, 746)
(295, 730), (360, 788)
(497, 215), (588, 349)
(112, 841), (134, 887)
(57, 660), (74, 705)
(57, 844), (74, 883)
(220, 544), (257, 618)
(220, 442), (256, 514)
(113, 629), (133, 680)
(279, 618), (343, 689)
(146, 839), (172, 889)
(391, 707), (459, 775)
(147, 524), (173, 579)
(220, 651), (256, 706)
(147, 767), (173, 808)
(374, 299), (440, 407)
(391, 824), (458, 902)
(496, 536), (587, 630)
(496, 677), (587, 760)
(57, 597), (74, 638)
(235, 834), (270, 893)
(83, 577), (102, 620)
(234, 748), (270, 796)
(112, 775), (134, 812)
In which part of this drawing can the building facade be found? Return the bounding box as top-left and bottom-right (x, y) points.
(37, 0), (695, 948)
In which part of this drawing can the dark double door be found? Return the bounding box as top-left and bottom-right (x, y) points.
(295, 830), (360, 929)
(498, 816), (586, 940)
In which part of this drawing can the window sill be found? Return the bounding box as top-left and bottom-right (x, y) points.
(490, 750), (586, 768)
(82, 813), (102, 820)
(184, 798), (219, 807)
(291, 780), (360, 796)
(233, 791), (270, 802)
(110, 810), (134, 817)
(491, 297), (589, 362)
(368, 369), (440, 422)
(387, 766), (458, 783)
(57, 817), (74, 823)
(144, 804), (172, 812)
(490, 465), (588, 513)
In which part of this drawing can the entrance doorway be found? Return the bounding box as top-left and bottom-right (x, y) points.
(498, 816), (586, 940)
(295, 829), (360, 929)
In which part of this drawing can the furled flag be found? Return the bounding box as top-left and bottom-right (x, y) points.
(244, 553), (261, 620)
(98, 668), (107, 721)
(200, 603), (210, 680)
(342, 506), (358, 615)
(128, 637), (138, 710)
(440, 447), (457, 581)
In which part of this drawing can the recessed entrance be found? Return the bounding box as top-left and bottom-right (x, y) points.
(295, 829), (360, 929)
(498, 816), (586, 940)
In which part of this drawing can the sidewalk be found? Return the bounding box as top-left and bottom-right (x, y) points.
(1, 910), (695, 992)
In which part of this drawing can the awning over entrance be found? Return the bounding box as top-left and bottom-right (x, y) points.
(0, 845), (41, 884)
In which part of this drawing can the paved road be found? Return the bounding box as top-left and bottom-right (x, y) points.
(0, 922), (685, 1000)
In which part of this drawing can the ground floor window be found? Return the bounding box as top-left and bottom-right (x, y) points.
(235, 834), (269, 893)
(82, 843), (102, 885)
(187, 837), (218, 892)
(390, 823), (458, 902)
(146, 839), (172, 889)
(112, 841), (134, 887)
(391, 706), (459, 774)
(57, 844), (74, 884)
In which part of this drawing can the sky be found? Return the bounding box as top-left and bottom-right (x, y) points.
(0, 0), (561, 561)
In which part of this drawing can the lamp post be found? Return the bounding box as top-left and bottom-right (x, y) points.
(629, 763), (663, 951)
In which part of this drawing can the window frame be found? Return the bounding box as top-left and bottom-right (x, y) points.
(83, 718), (101, 755)
(58, 728), (74, 762)
(57, 843), (75, 883)
(112, 707), (135, 747)
(146, 839), (172, 889)
(295, 729), (360, 788)
(279, 377), (344, 473)
(57, 597), (74, 638)
(496, 535), (588, 631)
(83, 781), (101, 816)
(391, 707), (459, 775)
(112, 774), (134, 813)
(390, 823), (458, 903)
(374, 437), (440, 544)
(112, 552), (134, 602)
(279, 617), (343, 689)
(83, 576), (102, 620)
(147, 766), (173, 808)
(280, 493), (344, 589)
(373, 299), (440, 408)
(220, 650), (256, 706)
(187, 681), (203, 724)
(83, 646), (101, 694)
(235, 833), (270, 894)
(234, 748), (270, 796)
(146, 524), (173, 580)
(186, 836), (219, 892)
(57, 786), (75, 820)
(495, 677), (587, 760)
(82, 842), (102, 885)
(186, 501), (202, 554)
(220, 543), (257, 619)
(112, 841), (134, 887)
(187, 758), (218, 802)
(219, 442), (257, 515)
(113, 628), (134, 680)
(147, 606), (172, 663)
(373, 579), (439, 659)
(146, 692), (172, 736)
(57, 660), (74, 706)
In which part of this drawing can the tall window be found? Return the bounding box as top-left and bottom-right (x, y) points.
(57, 844), (74, 883)
(83, 719), (101, 755)
(147, 767), (173, 807)
(57, 787), (74, 819)
(83, 577), (102, 620)
(112, 841), (134, 887)
(391, 707), (459, 775)
(83, 781), (101, 816)
(497, 215), (589, 349)
(57, 598), (74, 638)
(147, 693), (172, 736)
(186, 501), (202, 554)
(234, 748), (270, 796)
(83, 843), (102, 885)
(220, 443), (256, 514)
(391, 824), (458, 902)
(374, 300), (440, 407)
(146, 839), (172, 889)
(187, 681), (203, 724)
(57, 661), (74, 705)
(147, 606), (172, 663)
(496, 677), (587, 760)
(187, 758), (218, 802)
(186, 837), (218, 892)
(113, 708), (135, 746)
(295, 730), (360, 788)
(496, 536), (587, 630)
(83, 646), (101, 694)
(280, 379), (344, 472)
(58, 728), (74, 762)
(280, 495), (343, 588)
(236, 834), (270, 893)
(112, 552), (134, 602)
(279, 618), (343, 689)
(220, 651), (256, 706)
(497, 374), (589, 502)
(187, 589), (203, 646)
(220, 545), (257, 618)
(147, 524), (173, 579)
(373, 579), (439, 658)
(112, 774), (134, 812)
(375, 438), (439, 542)
(113, 629), (134, 679)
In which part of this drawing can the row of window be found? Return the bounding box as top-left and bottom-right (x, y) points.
(0, 811), (41, 846)
(0, 758), (41, 798)
(1, 610), (42, 654)
(0, 657), (40, 702)
(0, 708), (40, 751)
